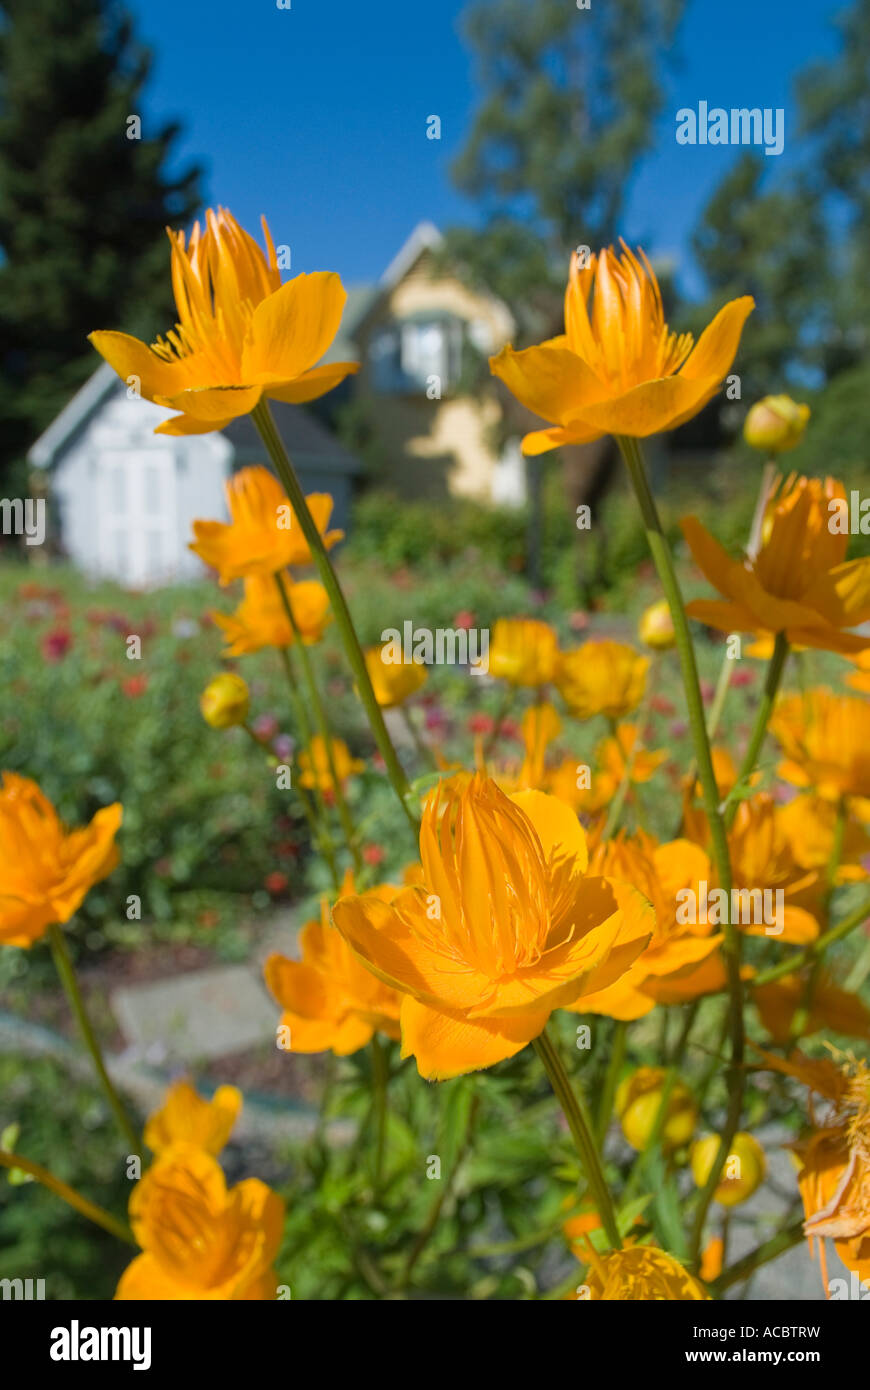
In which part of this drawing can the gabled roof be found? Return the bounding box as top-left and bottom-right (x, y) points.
(27, 364), (361, 474)
(28, 363), (119, 468)
(379, 221), (444, 289)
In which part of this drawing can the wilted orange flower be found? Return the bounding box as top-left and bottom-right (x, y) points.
(90, 206), (358, 435)
(265, 882), (401, 1055)
(190, 466), (343, 584)
(213, 574), (330, 655)
(0, 774), (122, 948)
(576, 1242), (709, 1301)
(490, 241), (752, 455)
(297, 735), (364, 794)
(758, 1049), (870, 1287)
(754, 973), (870, 1045)
(682, 475), (870, 654)
(144, 1080), (242, 1156)
(772, 690), (870, 803)
(557, 641), (648, 721)
(364, 644), (428, 707)
(115, 1144), (284, 1300)
(576, 831), (721, 1019)
(332, 774), (653, 1079)
(488, 617), (559, 687)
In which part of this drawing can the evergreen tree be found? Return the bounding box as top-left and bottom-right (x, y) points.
(0, 0), (202, 490)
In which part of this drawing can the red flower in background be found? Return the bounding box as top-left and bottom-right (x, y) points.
(264, 871), (289, 896)
(41, 627), (72, 662)
(362, 844), (385, 867)
(122, 675), (148, 698)
(467, 713), (494, 736)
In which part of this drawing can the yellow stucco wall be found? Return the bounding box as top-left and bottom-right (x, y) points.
(354, 250), (516, 502)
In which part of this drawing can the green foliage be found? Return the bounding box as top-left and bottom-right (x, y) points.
(0, 566), (308, 941)
(0, 1055), (131, 1299)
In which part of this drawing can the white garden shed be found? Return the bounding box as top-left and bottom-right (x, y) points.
(27, 363), (361, 589)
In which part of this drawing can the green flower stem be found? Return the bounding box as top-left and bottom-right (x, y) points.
(48, 925), (140, 1154)
(274, 571), (362, 875)
(622, 1067), (677, 1205)
(276, 646), (341, 890)
(752, 891), (870, 990)
(370, 1033), (388, 1192)
(241, 719), (333, 885)
(482, 684), (515, 761)
(400, 703), (436, 769)
(675, 458), (776, 831)
(533, 1025), (621, 1249)
(595, 1019), (627, 1147)
(252, 399), (419, 836)
(0, 1147), (136, 1247)
(710, 1218), (805, 1296)
(789, 799), (849, 1039)
(616, 437), (732, 896)
(615, 436), (745, 1269)
(724, 631), (789, 831)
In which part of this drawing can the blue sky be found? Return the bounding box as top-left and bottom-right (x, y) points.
(129, 0), (843, 298)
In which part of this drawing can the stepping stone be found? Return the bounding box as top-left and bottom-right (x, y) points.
(111, 965), (276, 1064)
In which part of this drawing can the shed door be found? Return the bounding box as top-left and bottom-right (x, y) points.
(96, 450), (177, 586)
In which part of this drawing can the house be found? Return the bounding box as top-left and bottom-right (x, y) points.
(332, 223), (527, 506)
(27, 363), (362, 589)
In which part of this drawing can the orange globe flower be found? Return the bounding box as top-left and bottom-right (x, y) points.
(115, 1145), (283, 1300)
(144, 1080), (242, 1156)
(0, 774), (122, 948)
(297, 736), (365, 794)
(488, 617), (559, 687)
(846, 648), (870, 694)
(575, 831), (722, 1019)
(576, 1243), (709, 1301)
(682, 475), (870, 654)
(190, 466), (343, 585)
(90, 207), (358, 435)
(556, 640), (648, 721)
(364, 644), (428, 707)
(772, 689), (870, 802)
(490, 242), (753, 455)
(265, 884), (402, 1055)
(726, 794), (823, 944)
(332, 774), (653, 1079)
(213, 575), (331, 656)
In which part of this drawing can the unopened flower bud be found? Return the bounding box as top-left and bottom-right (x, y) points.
(200, 672), (249, 728)
(743, 395), (810, 454)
